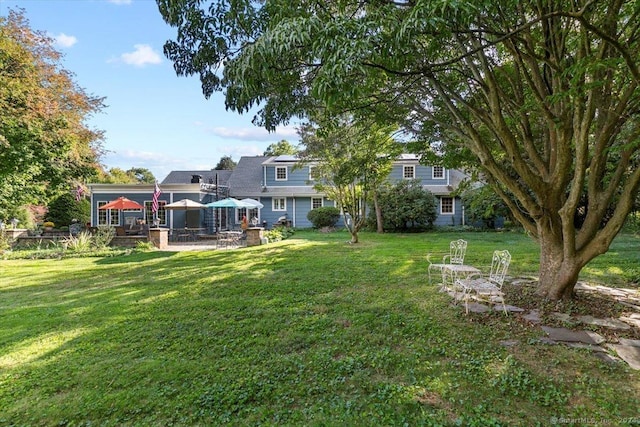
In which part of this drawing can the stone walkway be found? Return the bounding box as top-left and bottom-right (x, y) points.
(448, 281), (640, 370)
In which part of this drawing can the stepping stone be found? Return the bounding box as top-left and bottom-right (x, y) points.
(564, 342), (607, 352)
(552, 312), (573, 323)
(541, 326), (602, 345)
(593, 352), (622, 364)
(500, 340), (519, 347)
(523, 309), (542, 324)
(585, 331), (606, 344)
(466, 302), (490, 313)
(619, 315), (640, 329)
(606, 344), (640, 370)
(574, 282), (595, 291)
(493, 304), (525, 313)
(576, 315), (632, 331)
(618, 338), (640, 348)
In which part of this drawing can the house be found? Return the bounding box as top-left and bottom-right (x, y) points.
(88, 155), (467, 231)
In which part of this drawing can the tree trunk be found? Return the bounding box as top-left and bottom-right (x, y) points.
(373, 191), (383, 233)
(536, 243), (582, 300)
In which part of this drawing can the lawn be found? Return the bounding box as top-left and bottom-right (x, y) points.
(1, 230), (639, 426)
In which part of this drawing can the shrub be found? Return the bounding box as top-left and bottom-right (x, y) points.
(92, 226), (115, 248)
(264, 226), (295, 242)
(307, 207), (341, 228)
(46, 193), (90, 227)
(61, 231), (93, 252)
(43, 221), (55, 228)
(369, 180), (437, 231)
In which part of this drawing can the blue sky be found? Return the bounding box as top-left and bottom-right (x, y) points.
(2, 0), (298, 181)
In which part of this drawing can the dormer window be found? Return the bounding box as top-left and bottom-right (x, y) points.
(276, 166), (288, 181)
(433, 166), (445, 179)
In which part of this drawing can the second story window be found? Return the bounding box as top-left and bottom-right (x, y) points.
(433, 166), (445, 179)
(403, 165), (415, 179)
(275, 166), (288, 181)
(308, 165), (316, 181)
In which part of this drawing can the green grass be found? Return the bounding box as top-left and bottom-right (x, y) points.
(1, 230), (639, 426)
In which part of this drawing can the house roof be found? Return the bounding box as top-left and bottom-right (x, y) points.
(161, 170), (232, 186)
(227, 156), (271, 196)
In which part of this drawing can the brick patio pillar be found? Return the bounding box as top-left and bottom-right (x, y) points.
(148, 228), (168, 249)
(246, 227), (264, 247)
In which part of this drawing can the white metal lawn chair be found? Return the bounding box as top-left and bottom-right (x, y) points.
(427, 239), (468, 286)
(455, 250), (511, 315)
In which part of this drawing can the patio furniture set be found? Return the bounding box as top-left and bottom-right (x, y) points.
(428, 239), (512, 314)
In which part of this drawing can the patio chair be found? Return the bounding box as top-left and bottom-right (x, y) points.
(427, 239), (468, 285)
(455, 250), (511, 315)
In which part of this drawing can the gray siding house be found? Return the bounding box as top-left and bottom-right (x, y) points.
(88, 155), (467, 231)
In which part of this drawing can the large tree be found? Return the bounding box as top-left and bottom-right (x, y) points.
(0, 10), (105, 219)
(158, 0), (640, 300)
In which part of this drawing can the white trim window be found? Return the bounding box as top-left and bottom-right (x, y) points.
(97, 201), (121, 225)
(440, 197), (455, 215)
(273, 197), (286, 211)
(144, 201), (167, 226)
(403, 165), (415, 179)
(311, 197), (323, 209)
(308, 165), (316, 181)
(275, 166), (288, 181)
(433, 166), (445, 179)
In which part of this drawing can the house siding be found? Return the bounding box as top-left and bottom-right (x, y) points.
(89, 156), (471, 233)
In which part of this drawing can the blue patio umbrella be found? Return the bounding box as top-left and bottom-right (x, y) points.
(205, 198), (255, 230)
(205, 198), (255, 208)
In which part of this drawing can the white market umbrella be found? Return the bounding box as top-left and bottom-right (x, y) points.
(165, 199), (205, 228)
(240, 198), (264, 209)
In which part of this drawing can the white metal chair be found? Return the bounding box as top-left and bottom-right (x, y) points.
(455, 250), (511, 314)
(427, 239), (468, 285)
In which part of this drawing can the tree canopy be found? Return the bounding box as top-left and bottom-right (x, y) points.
(159, 0), (640, 300)
(263, 139), (298, 156)
(0, 9), (105, 220)
(214, 155), (237, 170)
(297, 116), (401, 243)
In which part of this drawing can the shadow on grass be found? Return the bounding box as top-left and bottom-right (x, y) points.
(94, 250), (178, 265)
(1, 231), (639, 425)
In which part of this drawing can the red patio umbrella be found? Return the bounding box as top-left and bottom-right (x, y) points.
(98, 196), (144, 211)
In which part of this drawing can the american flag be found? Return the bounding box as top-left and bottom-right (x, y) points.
(152, 181), (161, 213)
(75, 185), (84, 202)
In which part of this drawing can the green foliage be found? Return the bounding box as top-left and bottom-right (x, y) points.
(263, 140), (298, 156)
(297, 116), (402, 243)
(306, 206), (341, 228)
(214, 155), (237, 170)
(263, 226), (295, 242)
(60, 231), (93, 252)
(92, 226), (115, 248)
(369, 180), (437, 231)
(0, 230), (13, 251)
(0, 10), (105, 215)
(461, 186), (511, 229)
(45, 193), (90, 227)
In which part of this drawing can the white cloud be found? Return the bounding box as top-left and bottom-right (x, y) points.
(209, 126), (298, 141)
(53, 33), (77, 48)
(108, 0), (132, 5)
(119, 44), (162, 67)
